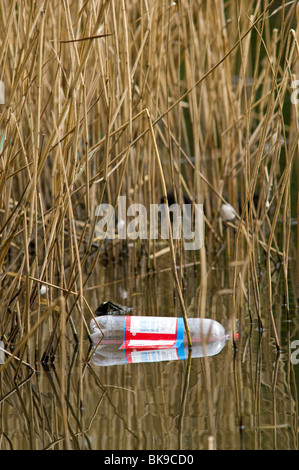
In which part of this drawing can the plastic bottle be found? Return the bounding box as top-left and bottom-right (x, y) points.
(89, 315), (229, 366)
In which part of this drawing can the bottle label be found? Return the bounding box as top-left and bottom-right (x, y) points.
(124, 344), (186, 363)
(120, 316), (184, 350)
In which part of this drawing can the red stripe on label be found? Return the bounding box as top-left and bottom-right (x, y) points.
(120, 316), (180, 350)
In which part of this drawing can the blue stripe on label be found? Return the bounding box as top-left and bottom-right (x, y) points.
(124, 349), (128, 363)
(176, 342), (186, 360)
(173, 317), (184, 348)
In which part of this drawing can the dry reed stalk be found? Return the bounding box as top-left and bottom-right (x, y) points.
(58, 296), (71, 449)
(177, 349), (192, 450)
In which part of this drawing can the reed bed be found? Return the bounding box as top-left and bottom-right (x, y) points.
(0, 0), (298, 450)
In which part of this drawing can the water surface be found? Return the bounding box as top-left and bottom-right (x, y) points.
(1, 243), (298, 450)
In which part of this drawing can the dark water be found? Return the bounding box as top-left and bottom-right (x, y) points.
(0, 241), (298, 451)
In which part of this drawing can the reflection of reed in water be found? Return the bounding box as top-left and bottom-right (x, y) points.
(0, 295), (298, 450)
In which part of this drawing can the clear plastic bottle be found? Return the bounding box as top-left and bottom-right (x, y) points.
(89, 315), (228, 366)
(90, 315), (227, 345)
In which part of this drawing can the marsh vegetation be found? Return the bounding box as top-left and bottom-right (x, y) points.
(0, 0), (298, 450)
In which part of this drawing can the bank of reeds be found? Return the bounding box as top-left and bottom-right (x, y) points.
(0, 0), (298, 447)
